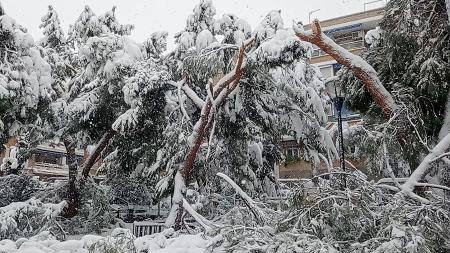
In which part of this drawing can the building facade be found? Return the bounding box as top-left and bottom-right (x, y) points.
(1, 138), (100, 181)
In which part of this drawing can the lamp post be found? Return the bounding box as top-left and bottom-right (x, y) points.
(325, 77), (346, 174)
(308, 9), (321, 24)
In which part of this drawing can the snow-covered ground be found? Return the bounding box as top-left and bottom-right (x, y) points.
(0, 228), (214, 253)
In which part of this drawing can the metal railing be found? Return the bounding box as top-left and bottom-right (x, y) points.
(133, 221), (165, 237)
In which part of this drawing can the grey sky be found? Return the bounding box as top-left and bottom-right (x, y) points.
(2, 0), (386, 49)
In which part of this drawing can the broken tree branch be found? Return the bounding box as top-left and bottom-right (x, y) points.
(396, 133), (450, 204)
(169, 37), (255, 230)
(294, 20), (397, 118)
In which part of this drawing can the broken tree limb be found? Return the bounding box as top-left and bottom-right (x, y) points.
(396, 133), (450, 204)
(217, 172), (266, 225)
(182, 198), (217, 231)
(294, 20), (397, 119)
(168, 37), (255, 230)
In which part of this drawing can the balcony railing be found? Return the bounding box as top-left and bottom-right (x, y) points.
(312, 40), (365, 58)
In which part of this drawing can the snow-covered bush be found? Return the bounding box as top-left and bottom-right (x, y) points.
(0, 198), (66, 240)
(214, 173), (450, 252)
(0, 175), (41, 207)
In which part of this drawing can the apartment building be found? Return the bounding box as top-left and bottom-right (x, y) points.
(1, 138), (100, 181)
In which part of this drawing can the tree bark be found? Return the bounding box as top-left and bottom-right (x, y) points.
(63, 138), (79, 218)
(295, 20), (397, 119)
(0, 1), (4, 16)
(80, 129), (116, 179)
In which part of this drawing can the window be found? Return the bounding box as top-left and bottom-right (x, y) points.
(287, 148), (300, 158)
(35, 152), (62, 165)
(319, 66), (333, 78)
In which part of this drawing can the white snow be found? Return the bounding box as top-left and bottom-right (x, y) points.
(0, 229), (212, 253)
(195, 30), (215, 50)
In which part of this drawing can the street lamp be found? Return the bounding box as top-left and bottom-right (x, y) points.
(308, 9), (321, 24)
(325, 77), (346, 173)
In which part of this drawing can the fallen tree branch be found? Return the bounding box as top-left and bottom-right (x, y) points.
(396, 133), (450, 204)
(217, 172), (266, 225)
(294, 20), (397, 118)
(182, 198), (217, 231)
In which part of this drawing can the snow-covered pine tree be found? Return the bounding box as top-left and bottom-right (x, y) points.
(65, 5), (137, 159)
(340, 0), (450, 178)
(37, 5), (84, 218)
(152, 0), (336, 228)
(0, 10), (55, 170)
(65, 6), (172, 215)
(104, 31), (171, 208)
(61, 6), (141, 217)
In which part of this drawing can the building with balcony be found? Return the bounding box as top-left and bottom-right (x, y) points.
(1, 138), (101, 181)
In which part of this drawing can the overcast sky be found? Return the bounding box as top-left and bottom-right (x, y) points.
(2, 0), (386, 49)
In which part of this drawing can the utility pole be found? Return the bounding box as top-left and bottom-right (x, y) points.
(308, 9), (320, 24)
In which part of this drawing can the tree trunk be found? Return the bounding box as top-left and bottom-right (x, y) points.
(63, 138), (79, 218)
(80, 129), (116, 180)
(0, 1), (5, 16)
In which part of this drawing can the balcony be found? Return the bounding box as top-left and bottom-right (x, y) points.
(312, 40), (365, 58)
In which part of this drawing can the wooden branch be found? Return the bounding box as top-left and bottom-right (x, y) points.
(295, 20), (397, 119)
(181, 38), (254, 180)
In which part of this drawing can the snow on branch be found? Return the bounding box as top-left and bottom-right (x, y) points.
(294, 20), (397, 118)
(217, 173), (266, 225)
(182, 198), (217, 231)
(169, 37), (255, 230)
(169, 80), (205, 108)
(397, 133), (450, 204)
